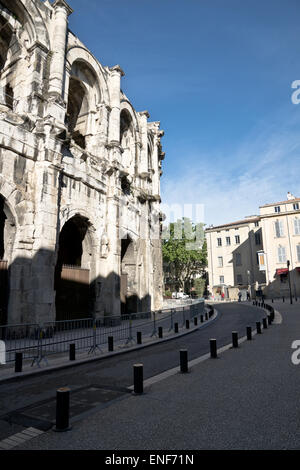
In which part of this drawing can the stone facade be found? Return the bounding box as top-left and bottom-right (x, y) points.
(0, 0), (164, 324)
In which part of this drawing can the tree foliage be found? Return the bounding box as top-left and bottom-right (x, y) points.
(162, 218), (207, 293)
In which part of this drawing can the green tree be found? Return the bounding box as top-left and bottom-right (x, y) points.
(162, 218), (207, 294)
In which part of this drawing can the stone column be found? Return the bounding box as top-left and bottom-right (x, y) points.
(48, 0), (73, 98)
(108, 65), (124, 144)
(138, 111), (150, 176)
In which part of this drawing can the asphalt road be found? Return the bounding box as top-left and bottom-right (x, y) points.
(0, 302), (266, 420)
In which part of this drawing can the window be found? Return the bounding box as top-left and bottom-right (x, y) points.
(297, 245), (300, 262)
(237, 274), (243, 285)
(236, 253), (242, 266)
(226, 237), (231, 246)
(294, 218), (300, 235)
(255, 221), (259, 227)
(217, 238), (222, 247)
(235, 235), (240, 244)
(275, 206), (281, 213)
(293, 203), (299, 211)
(275, 220), (284, 238)
(219, 276), (225, 284)
(255, 233), (261, 245)
(278, 246), (286, 263)
(218, 256), (223, 267)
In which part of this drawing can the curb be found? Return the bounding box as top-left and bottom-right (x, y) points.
(0, 309), (220, 385)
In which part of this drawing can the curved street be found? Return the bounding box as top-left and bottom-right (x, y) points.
(0, 302), (266, 423)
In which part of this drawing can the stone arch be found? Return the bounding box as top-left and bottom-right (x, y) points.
(0, 1), (49, 112)
(55, 212), (98, 320)
(0, 0), (50, 51)
(120, 101), (141, 173)
(66, 58), (103, 149)
(66, 46), (110, 104)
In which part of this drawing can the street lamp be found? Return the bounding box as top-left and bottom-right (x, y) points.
(287, 260), (293, 305)
(247, 270), (251, 301)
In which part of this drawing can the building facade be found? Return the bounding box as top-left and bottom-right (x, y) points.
(0, 0), (164, 325)
(260, 195), (300, 299)
(206, 216), (266, 300)
(206, 194), (300, 300)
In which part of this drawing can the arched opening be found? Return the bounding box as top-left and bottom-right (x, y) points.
(0, 195), (16, 325)
(120, 236), (138, 314)
(0, 16), (14, 109)
(66, 60), (99, 150)
(0, 16), (13, 73)
(55, 216), (92, 321)
(120, 109), (135, 174)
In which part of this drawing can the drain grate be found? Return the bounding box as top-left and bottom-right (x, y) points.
(3, 385), (129, 430)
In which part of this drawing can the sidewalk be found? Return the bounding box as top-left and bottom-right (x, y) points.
(8, 300), (300, 450)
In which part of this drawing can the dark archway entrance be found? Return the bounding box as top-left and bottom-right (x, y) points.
(120, 237), (138, 314)
(55, 216), (92, 321)
(0, 195), (16, 325)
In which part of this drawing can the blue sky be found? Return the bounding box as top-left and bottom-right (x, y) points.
(67, 0), (300, 226)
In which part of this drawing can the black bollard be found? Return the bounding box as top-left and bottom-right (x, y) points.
(200, 315), (204, 323)
(246, 327), (252, 340)
(69, 344), (76, 361)
(194, 317), (198, 326)
(174, 322), (179, 333)
(186, 319), (190, 329)
(272, 298), (274, 303)
(268, 315), (272, 325)
(108, 336), (114, 352)
(15, 352), (23, 373)
(205, 313), (208, 321)
(133, 364), (143, 394)
(283, 297), (285, 303)
(158, 326), (163, 338)
(210, 339), (217, 358)
(180, 349), (188, 373)
(137, 331), (142, 345)
(55, 388), (71, 432)
(263, 318), (268, 329)
(256, 322), (262, 334)
(232, 332), (238, 348)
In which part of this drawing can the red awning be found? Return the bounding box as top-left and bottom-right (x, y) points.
(276, 268), (288, 275)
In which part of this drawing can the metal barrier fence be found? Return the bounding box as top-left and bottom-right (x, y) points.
(0, 300), (205, 365)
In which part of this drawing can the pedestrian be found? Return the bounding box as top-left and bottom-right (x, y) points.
(238, 292), (242, 302)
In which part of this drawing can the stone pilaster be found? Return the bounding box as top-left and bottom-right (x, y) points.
(138, 110), (150, 177)
(108, 65), (124, 145)
(48, 0), (73, 98)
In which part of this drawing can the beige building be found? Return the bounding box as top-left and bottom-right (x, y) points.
(206, 193), (300, 300)
(206, 216), (266, 300)
(260, 193), (300, 299)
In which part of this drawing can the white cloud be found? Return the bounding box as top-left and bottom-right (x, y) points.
(161, 106), (300, 226)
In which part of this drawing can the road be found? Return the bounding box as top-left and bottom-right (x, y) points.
(0, 302), (265, 432)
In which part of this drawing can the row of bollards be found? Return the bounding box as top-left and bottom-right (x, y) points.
(53, 313), (271, 432)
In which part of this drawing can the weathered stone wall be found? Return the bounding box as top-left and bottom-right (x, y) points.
(0, 0), (164, 324)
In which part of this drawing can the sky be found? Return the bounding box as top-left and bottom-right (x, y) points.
(66, 0), (300, 227)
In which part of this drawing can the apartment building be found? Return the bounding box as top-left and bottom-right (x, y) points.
(206, 193), (300, 300)
(259, 194), (300, 299)
(206, 216), (266, 300)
